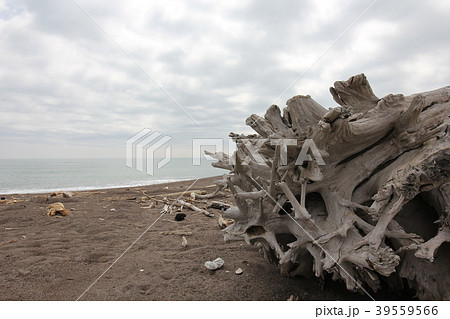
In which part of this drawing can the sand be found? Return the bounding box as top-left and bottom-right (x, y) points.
(0, 177), (411, 300)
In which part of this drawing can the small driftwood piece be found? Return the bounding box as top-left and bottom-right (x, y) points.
(140, 189), (207, 199)
(211, 74), (450, 300)
(47, 203), (69, 216)
(176, 199), (214, 217)
(190, 178), (228, 199)
(218, 213), (235, 229)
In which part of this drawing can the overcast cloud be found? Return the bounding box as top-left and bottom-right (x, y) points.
(1, 0), (449, 158)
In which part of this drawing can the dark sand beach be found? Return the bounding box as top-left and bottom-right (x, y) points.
(0, 176), (410, 300)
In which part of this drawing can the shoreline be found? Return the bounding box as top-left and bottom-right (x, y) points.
(0, 175), (223, 197)
(0, 157), (225, 196)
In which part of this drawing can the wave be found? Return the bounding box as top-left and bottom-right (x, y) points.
(0, 178), (192, 195)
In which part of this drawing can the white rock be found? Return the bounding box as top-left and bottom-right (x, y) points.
(235, 268), (243, 275)
(204, 257), (224, 270)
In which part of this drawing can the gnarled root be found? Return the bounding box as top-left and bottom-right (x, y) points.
(213, 74), (450, 299)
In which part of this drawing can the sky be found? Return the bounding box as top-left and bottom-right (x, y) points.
(0, 0), (449, 159)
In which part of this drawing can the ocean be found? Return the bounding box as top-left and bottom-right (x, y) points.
(0, 158), (226, 195)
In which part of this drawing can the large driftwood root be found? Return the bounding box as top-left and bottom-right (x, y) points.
(211, 74), (450, 300)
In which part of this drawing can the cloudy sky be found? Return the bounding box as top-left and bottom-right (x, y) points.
(1, 0), (449, 159)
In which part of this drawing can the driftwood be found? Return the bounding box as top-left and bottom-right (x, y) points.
(211, 74), (450, 300)
(218, 213), (235, 229)
(190, 179), (228, 199)
(47, 202), (69, 216)
(176, 199), (214, 217)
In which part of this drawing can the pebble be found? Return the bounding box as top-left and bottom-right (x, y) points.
(235, 268), (243, 275)
(204, 257), (224, 270)
(110, 208), (116, 212)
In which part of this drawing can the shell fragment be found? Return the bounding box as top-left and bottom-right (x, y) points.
(204, 257), (224, 270)
(181, 236), (188, 247)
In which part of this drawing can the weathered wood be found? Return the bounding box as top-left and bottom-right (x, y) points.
(211, 74), (450, 300)
(176, 199), (214, 217)
(190, 178), (228, 199)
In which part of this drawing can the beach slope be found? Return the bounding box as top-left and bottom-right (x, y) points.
(1, 177), (390, 300)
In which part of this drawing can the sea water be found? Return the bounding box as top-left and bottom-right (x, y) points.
(0, 158), (226, 195)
